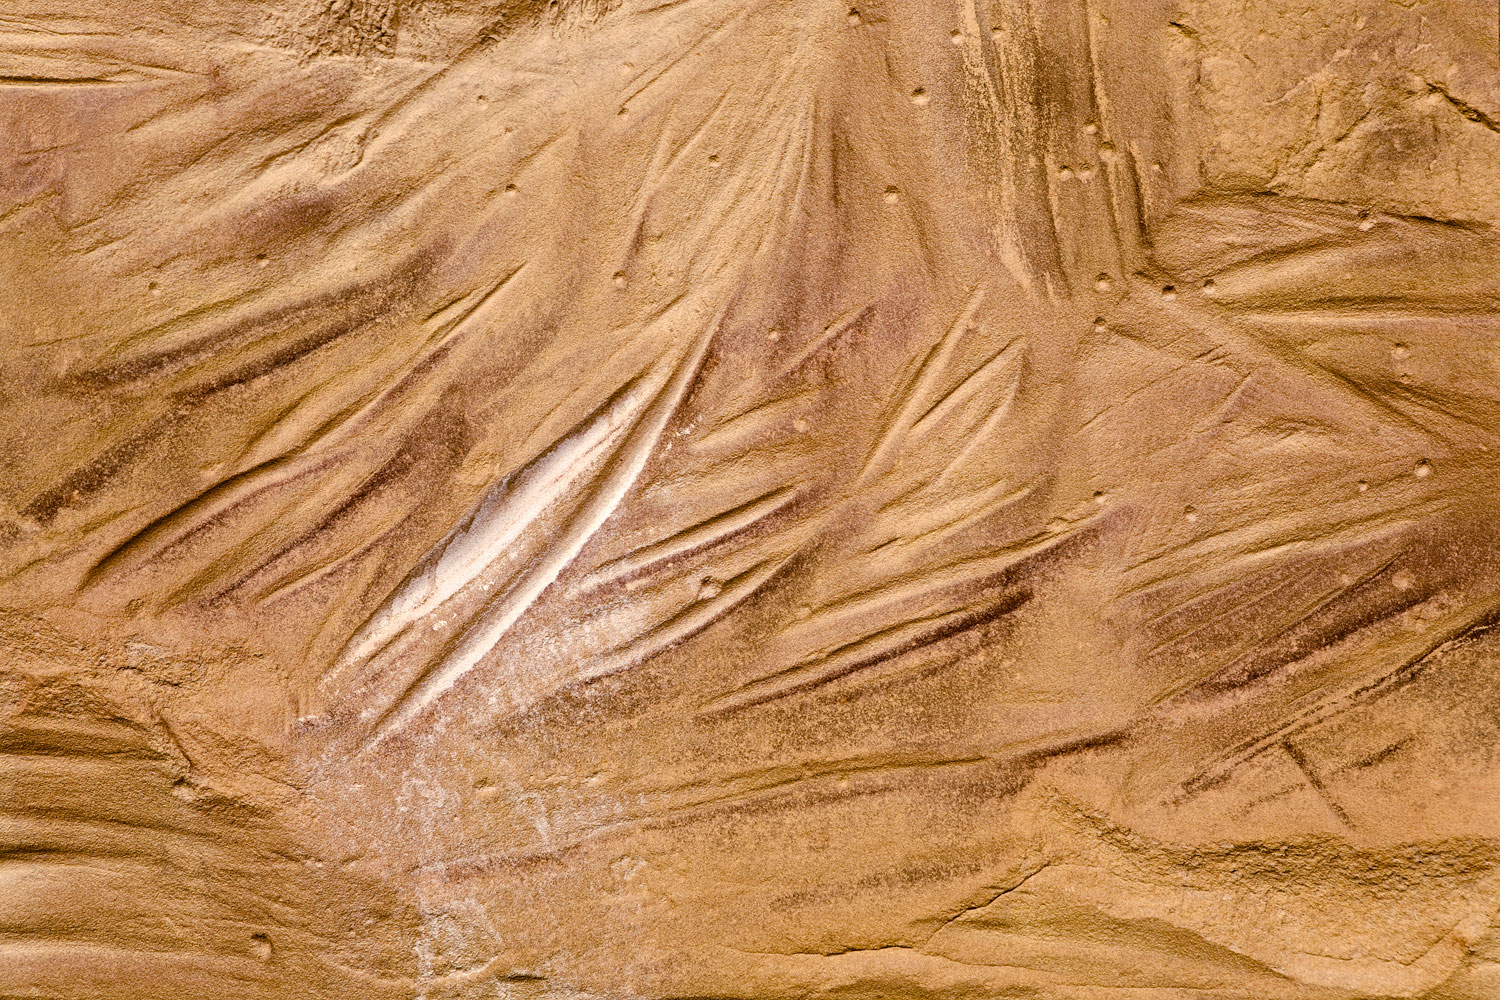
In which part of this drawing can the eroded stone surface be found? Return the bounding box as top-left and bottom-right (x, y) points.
(3, 1), (1500, 997)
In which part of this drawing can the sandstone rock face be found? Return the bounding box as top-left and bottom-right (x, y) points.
(3, 2), (1500, 997)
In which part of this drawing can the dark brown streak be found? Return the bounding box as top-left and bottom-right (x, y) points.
(703, 587), (1032, 716)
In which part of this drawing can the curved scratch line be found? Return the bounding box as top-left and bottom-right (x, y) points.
(362, 301), (726, 746)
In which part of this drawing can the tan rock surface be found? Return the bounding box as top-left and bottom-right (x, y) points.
(3, 1), (1500, 997)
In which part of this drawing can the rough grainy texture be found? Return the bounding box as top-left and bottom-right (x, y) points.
(3, 0), (1500, 997)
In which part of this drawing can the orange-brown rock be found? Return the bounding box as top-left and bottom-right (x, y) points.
(3, 1), (1500, 997)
